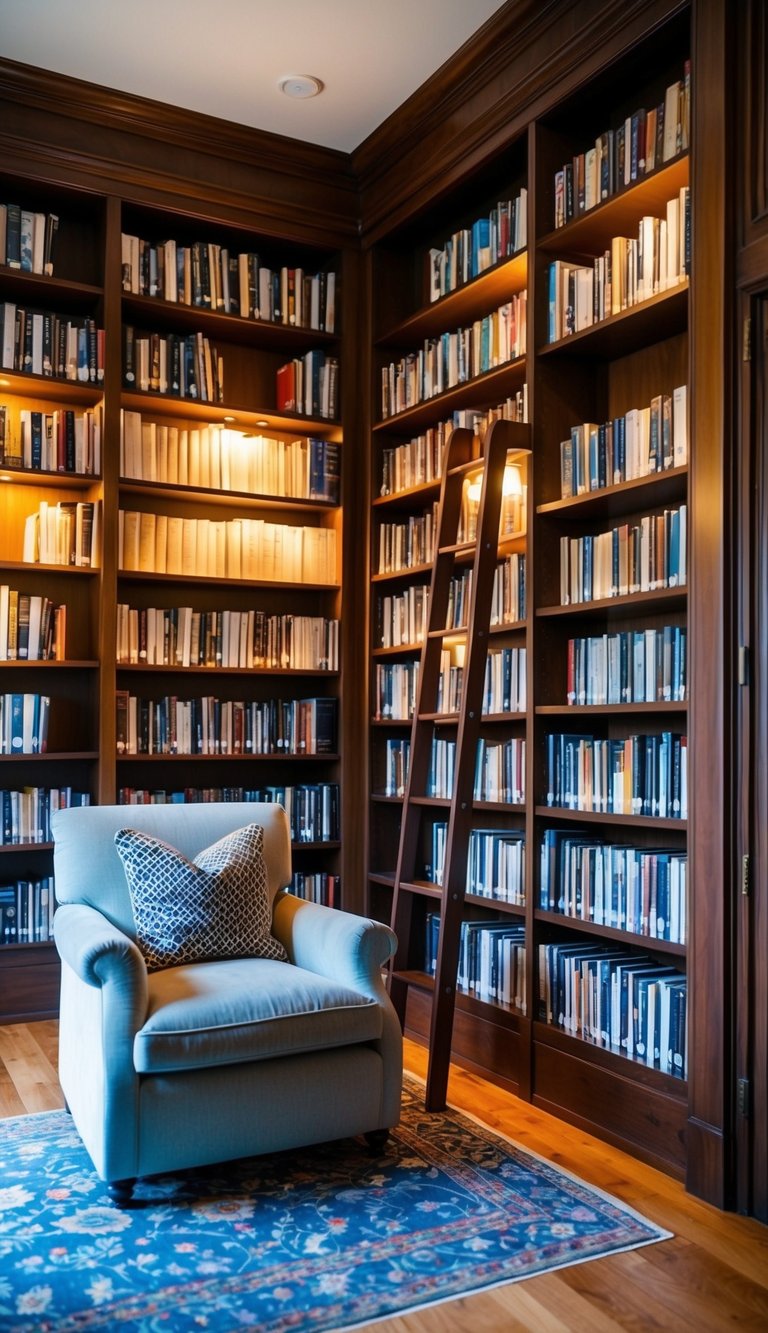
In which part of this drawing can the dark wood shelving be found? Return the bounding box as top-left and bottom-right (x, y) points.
(373, 359), (526, 435)
(121, 390), (340, 435)
(122, 292), (339, 351)
(377, 251), (527, 347)
(537, 586), (687, 618)
(117, 569), (339, 591)
(535, 805), (687, 830)
(538, 283), (689, 361)
(119, 478), (338, 513)
(537, 465), (687, 518)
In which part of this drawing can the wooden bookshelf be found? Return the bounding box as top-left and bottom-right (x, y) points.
(363, 6), (698, 1184)
(0, 112), (357, 1015)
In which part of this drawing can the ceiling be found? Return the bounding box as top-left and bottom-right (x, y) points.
(0, 0), (507, 154)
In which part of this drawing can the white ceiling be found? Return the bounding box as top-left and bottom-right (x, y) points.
(0, 0), (507, 153)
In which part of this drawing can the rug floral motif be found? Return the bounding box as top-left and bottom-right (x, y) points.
(0, 1077), (670, 1332)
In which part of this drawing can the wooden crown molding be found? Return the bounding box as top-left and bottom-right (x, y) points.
(354, 0), (688, 242)
(0, 56), (359, 244)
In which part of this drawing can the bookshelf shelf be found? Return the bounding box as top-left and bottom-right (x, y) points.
(535, 907), (686, 955)
(121, 390), (340, 435)
(118, 478), (338, 514)
(117, 570), (339, 592)
(535, 805), (687, 830)
(377, 251), (528, 347)
(538, 155), (689, 257)
(374, 359), (527, 434)
(122, 293), (338, 351)
(539, 283), (689, 361)
(117, 663), (339, 677)
(536, 587), (687, 618)
(536, 466), (687, 517)
(0, 842), (54, 853)
(0, 371), (103, 409)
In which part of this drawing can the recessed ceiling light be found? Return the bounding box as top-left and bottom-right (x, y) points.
(279, 75), (324, 100)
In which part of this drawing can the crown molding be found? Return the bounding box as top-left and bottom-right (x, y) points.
(353, 0), (688, 242)
(0, 56), (359, 244)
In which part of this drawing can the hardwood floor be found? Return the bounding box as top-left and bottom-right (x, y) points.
(3, 1022), (767, 1330)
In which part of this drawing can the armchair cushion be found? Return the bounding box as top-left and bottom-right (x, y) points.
(135, 957), (382, 1073)
(114, 823), (287, 972)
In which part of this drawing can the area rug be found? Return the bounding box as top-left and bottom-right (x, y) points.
(0, 1076), (670, 1332)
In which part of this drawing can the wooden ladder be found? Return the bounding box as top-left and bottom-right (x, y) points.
(389, 416), (527, 1110)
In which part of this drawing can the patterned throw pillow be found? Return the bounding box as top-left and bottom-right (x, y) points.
(114, 823), (288, 972)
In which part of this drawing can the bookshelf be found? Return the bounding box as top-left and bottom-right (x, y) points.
(0, 146), (353, 1016)
(0, 179), (106, 1019)
(364, 11), (697, 1177)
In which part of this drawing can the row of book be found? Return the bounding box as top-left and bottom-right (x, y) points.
(380, 294), (527, 420)
(559, 505), (687, 604)
(374, 661), (419, 720)
(115, 693), (336, 757)
(22, 500), (100, 569)
(378, 393), (528, 499)
(545, 730), (688, 819)
(467, 828), (525, 904)
(548, 190), (690, 341)
(1, 203), (58, 275)
(124, 327), (223, 403)
(377, 585), (429, 650)
(566, 626), (687, 706)
(378, 554), (526, 647)
(116, 783), (340, 843)
(553, 63), (691, 228)
(539, 830), (686, 943)
(425, 913), (527, 1010)
(0, 694), (50, 755)
(0, 406), (101, 476)
(121, 234), (337, 332)
(382, 733), (527, 806)
(377, 504), (438, 574)
(538, 941), (687, 1078)
(428, 189), (528, 301)
(275, 351), (339, 420)
(116, 605), (339, 671)
(560, 386), (688, 498)
(0, 877), (55, 944)
(119, 510), (337, 585)
(0, 787), (90, 845)
(121, 412), (340, 504)
(474, 736), (526, 805)
(1, 304), (104, 383)
(288, 872), (339, 908)
(0, 590), (66, 662)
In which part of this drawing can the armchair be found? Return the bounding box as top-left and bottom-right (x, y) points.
(52, 802), (402, 1205)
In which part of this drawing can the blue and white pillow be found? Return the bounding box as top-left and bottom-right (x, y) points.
(114, 822), (288, 972)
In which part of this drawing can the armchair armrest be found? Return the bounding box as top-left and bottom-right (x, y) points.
(272, 893), (396, 1000)
(54, 902), (148, 1017)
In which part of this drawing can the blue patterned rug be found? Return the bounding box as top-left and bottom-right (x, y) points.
(0, 1077), (670, 1331)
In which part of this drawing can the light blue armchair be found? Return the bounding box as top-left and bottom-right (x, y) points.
(52, 802), (402, 1205)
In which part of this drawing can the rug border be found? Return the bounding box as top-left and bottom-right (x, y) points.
(403, 1069), (674, 1238)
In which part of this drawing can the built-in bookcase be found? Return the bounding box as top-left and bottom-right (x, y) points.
(0, 168), (350, 1018)
(365, 9), (694, 1176)
(0, 177), (106, 1018)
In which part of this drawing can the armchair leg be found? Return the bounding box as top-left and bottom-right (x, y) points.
(364, 1129), (390, 1156)
(107, 1178), (136, 1207)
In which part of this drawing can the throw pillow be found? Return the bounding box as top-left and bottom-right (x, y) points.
(114, 822), (288, 972)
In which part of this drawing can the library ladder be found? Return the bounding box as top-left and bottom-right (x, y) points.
(389, 416), (529, 1111)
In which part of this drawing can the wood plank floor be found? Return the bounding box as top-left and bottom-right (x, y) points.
(2, 1022), (767, 1330)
